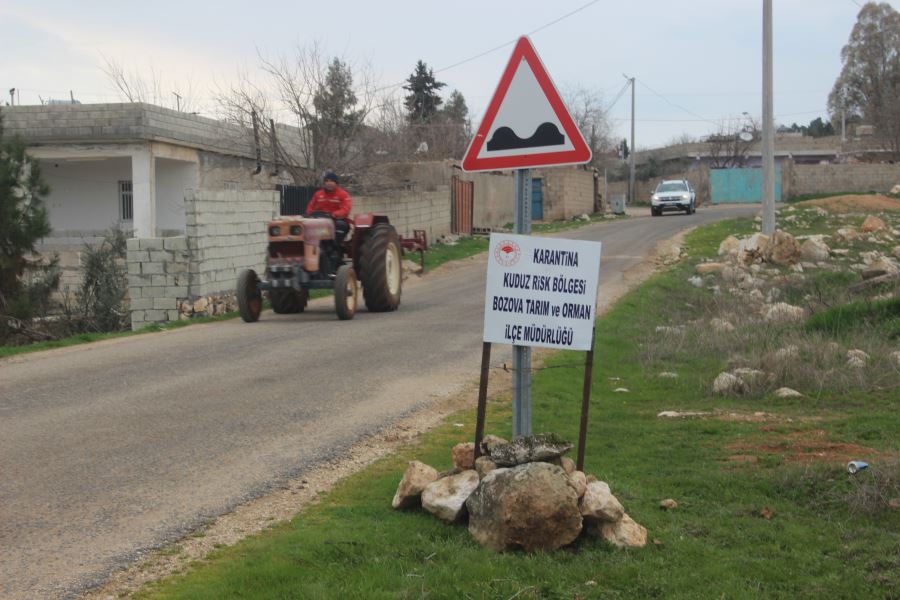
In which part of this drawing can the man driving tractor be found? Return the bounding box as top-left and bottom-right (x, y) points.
(306, 171), (352, 244)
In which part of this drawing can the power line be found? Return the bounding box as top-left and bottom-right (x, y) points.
(636, 79), (718, 125)
(374, 0), (602, 94)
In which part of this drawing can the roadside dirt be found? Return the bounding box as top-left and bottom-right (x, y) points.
(794, 194), (900, 213)
(726, 428), (889, 465)
(83, 229), (686, 600)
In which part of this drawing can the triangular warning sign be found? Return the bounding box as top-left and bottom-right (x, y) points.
(462, 36), (591, 172)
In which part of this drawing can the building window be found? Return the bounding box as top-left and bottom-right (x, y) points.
(119, 180), (133, 221)
(224, 181), (240, 191)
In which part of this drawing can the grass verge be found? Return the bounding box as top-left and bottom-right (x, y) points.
(137, 214), (899, 599)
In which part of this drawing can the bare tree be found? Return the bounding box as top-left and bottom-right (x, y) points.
(213, 69), (315, 185)
(256, 43), (379, 180)
(101, 56), (196, 112)
(706, 118), (759, 169)
(562, 86), (614, 169)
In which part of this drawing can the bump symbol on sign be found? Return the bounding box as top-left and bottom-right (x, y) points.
(462, 36), (591, 172)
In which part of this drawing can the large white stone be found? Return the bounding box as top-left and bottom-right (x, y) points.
(713, 372), (745, 395)
(774, 387), (803, 398)
(765, 303), (807, 324)
(580, 481), (625, 523)
(589, 514), (648, 548)
(392, 461), (440, 509)
(466, 463), (582, 552)
(800, 238), (830, 262)
(421, 470), (480, 522)
(846, 349), (870, 369)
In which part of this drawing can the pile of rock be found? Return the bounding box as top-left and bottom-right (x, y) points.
(176, 293), (238, 319)
(392, 433), (646, 552)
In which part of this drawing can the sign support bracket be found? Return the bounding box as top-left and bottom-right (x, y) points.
(576, 325), (597, 472)
(473, 341), (492, 460)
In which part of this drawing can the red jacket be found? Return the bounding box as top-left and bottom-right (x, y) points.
(306, 186), (352, 219)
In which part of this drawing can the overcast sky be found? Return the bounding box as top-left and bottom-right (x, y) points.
(0, 0), (889, 149)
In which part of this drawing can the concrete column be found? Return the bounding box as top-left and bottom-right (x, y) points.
(131, 146), (156, 238)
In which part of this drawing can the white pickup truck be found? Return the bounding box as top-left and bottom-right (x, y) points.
(650, 179), (696, 216)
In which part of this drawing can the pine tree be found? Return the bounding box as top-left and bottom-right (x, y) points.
(441, 90), (469, 124)
(0, 111), (52, 312)
(403, 60), (446, 123)
(312, 58), (365, 169)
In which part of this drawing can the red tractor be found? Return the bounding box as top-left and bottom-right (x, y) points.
(236, 213), (404, 322)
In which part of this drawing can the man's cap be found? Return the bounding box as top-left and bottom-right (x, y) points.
(323, 171), (339, 184)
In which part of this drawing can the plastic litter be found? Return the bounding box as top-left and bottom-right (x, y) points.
(847, 460), (869, 474)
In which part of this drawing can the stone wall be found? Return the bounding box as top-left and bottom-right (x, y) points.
(354, 188), (452, 241)
(787, 162), (900, 197)
(534, 168), (596, 220)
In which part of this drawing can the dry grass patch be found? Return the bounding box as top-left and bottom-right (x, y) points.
(793, 194), (900, 213)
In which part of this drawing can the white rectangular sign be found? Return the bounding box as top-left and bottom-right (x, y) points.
(483, 233), (602, 351)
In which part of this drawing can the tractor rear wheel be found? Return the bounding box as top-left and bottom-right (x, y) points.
(360, 223), (402, 312)
(237, 269), (262, 322)
(334, 265), (358, 320)
(270, 288), (307, 313)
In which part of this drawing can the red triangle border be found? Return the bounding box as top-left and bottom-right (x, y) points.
(462, 36), (592, 172)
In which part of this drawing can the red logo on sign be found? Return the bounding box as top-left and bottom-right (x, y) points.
(494, 240), (521, 267)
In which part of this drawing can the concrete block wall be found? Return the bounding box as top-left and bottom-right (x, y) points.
(354, 188), (452, 241)
(126, 236), (190, 329)
(462, 171), (515, 230)
(789, 163), (900, 197)
(535, 168), (596, 220)
(126, 189), (277, 329)
(184, 190), (278, 298)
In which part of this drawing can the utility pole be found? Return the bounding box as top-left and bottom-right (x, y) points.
(761, 0), (775, 236)
(173, 92), (182, 112)
(841, 108), (846, 144)
(623, 75), (636, 206)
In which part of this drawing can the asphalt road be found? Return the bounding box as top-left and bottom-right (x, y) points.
(0, 205), (758, 599)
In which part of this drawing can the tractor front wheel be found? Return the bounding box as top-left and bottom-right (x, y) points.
(360, 224), (402, 312)
(334, 265), (358, 320)
(270, 288), (308, 314)
(237, 269), (262, 322)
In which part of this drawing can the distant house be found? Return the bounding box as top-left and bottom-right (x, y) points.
(2, 102), (307, 289)
(2, 102), (306, 239)
(633, 132), (892, 173)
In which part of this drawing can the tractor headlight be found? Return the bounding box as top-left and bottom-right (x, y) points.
(269, 226), (281, 236)
(290, 225), (302, 236)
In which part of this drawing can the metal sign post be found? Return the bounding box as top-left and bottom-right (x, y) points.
(465, 35), (596, 451)
(512, 169), (532, 437)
